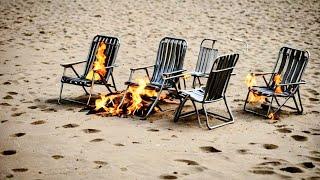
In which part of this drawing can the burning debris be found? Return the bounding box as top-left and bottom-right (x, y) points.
(245, 73), (282, 120)
(87, 78), (168, 117)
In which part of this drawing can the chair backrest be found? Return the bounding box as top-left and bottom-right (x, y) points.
(150, 37), (187, 86)
(268, 47), (309, 92)
(83, 35), (120, 79)
(194, 39), (218, 74)
(203, 54), (239, 102)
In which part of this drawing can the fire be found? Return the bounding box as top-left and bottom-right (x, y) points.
(268, 112), (279, 120)
(245, 73), (265, 104)
(91, 78), (165, 116)
(274, 74), (282, 93)
(245, 73), (256, 88)
(86, 42), (107, 81)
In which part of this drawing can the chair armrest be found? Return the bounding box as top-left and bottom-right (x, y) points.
(130, 65), (154, 71)
(278, 81), (306, 86)
(253, 72), (275, 76)
(163, 72), (190, 80)
(163, 69), (187, 77)
(60, 60), (86, 68)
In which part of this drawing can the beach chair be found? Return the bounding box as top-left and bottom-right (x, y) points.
(172, 54), (239, 130)
(244, 46), (309, 117)
(125, 37), (187, 119)
(191, 39), (218, 88)
(58, 35), (120, 105)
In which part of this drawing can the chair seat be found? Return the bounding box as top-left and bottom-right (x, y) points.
(180, 88), (205, 102)
(191, 71), (206, 77)
(61, 76), (108, 87)
(251, 86), (290, 97)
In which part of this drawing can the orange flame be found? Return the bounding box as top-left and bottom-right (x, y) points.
(274, 74), (282, 94)
(245, 73), (265, 104)
(93, 78), (162, 116)
(86, 42), (107, 81)
(245, 73), (256, 88)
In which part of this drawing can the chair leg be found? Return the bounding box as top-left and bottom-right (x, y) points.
(110, 73), (117, 91)
(297, 89), (303, 114)
(58, 82), (64, 104)
(243, 89), (250, 112)
(204, 97), (234, 130)
(82, 86), (89, 95)
(191, 100), (203, 128)
(192, 77), (196, 88)
(173, 94), (189, 122)
(197, 77), (202, 87)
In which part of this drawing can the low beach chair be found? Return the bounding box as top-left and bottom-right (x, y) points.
(244, 46), (309, 117)
(172, 54), (239, 130)
(125, 37), (187, 119)
(58, 35), (120, 105)
(191, 39), (218, 88)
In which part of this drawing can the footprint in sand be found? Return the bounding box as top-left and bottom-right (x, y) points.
(250, 169), (275, 175)
(263, 144), (279, 150)
(1, 120), (8, 123)
(52, 155), (64, 159)
(276, 128), (292, 133)
(0, 102), (11, 106)
(7, 92), (18, 95)
(309, 98), (319, 102)
(11, 112), (25, 117)
(90, 138), (105, 142)
(10, 133), (26, 137)
(62, 123), (79, 128)
(31, 120), (46, 125)
(12, 168), (28, 172)
(114, 143), (125, 146)
(259, 161), (281, 166)
(6, 174), (14, 178)
(291, 135), (308, 141)
(300, 162), (315, 169)
(27, 105), (38, 109)
(174, 159), (199, 166)
(200, 146), (222, 153)
(280, 166), (303, 173)
(159, 175), (178, 179)
(3, 95), (13, 99)
(148, 128), (159, 132)
(237, 149), (249, 154)
(1, 150), (16, 155)
(82, 129), (101, 133)
(94, 161), (108, 165)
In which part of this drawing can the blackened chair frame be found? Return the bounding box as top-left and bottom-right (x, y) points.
(243, 46), (310, 117)
(171, 54), (239, 130)
(58, 35), (120, 105)
(123, 37), (188, 119)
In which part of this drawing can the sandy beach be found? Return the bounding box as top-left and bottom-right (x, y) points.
(0, 0), (319, 179)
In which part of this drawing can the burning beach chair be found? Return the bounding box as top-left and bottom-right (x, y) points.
(244, 46), (309, 118)
(172, 54), (239, 130)
(123, 37), (187, 119)
(58, 35), (120, 105)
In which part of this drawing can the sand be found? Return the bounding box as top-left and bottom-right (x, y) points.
(0, 0), (320, 179)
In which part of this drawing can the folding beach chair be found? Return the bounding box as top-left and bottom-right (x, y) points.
(244, 46), (309, 117)
(58, 35), (120, 105)
(191, 38), (247, 88)
(125, 37), (187, 119)
(172, 54), (239, 130)
(191, 39), (218, 88)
